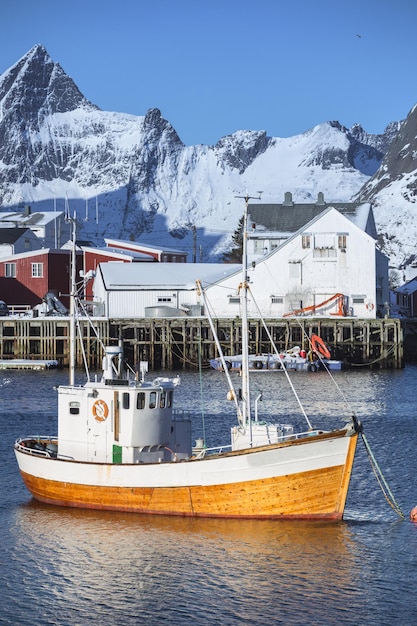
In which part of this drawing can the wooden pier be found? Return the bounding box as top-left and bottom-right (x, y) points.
(0, 316), (406, 370)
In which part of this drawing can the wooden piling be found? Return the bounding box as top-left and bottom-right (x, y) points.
(0, 316), (407, 370)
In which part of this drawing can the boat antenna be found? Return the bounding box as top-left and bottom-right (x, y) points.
(235, 193), (261, 427)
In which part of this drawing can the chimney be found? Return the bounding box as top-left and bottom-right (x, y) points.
(283, 192), (294, 206)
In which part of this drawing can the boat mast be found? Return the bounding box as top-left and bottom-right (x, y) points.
(237, 194), (260, 428)
(68, 211), (77, 387)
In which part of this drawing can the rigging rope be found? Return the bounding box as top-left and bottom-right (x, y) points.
(197, 329), (206, 443)
(360, 429), (405, 519)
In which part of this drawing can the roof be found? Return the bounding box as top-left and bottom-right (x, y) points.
(97, 261), (241, 290)
(0, 228), (35, 244)
(80, 244), (153, 262)
(396, 277), (417, 295)
(0, 210), (65, 227)
(248, 194), (375, 237)
(104, 237), (187, 256)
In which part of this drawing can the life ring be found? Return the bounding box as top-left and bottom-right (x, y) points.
(253, 360), (264, 370)
(366, 302), (374, 311)
(310, 334), (331, 359)
(308, 362), (318, 372)
(92, 399), (109, 422)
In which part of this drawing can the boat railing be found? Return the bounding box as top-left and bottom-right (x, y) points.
(15, 437), (58, 458)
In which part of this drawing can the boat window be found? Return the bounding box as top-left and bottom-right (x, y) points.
(137, 392), (145, 410)
(167, 390), (173, 408)
(69, 401), (80, 415)
(159, 390), (166, 408)
(149, 391), (157, 409)
(122, 392), (130, 410)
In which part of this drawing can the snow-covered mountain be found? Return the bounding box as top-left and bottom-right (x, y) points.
(0, 44), (410, 264)
(354, 104), (417, 271)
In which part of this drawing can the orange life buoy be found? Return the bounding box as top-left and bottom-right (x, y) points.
(366, 302), (374, 311)
(92, 399), (109, 422)
(310, 334), (331, 359)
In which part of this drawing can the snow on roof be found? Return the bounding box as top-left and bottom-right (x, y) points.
(396, 277), (417, 294)
(104, 237), (187, 256)
(0, 210), (65, 227)
(98, 261), (241, 290)
(248, 201), (373, 234)
(80, 244), (152, 261)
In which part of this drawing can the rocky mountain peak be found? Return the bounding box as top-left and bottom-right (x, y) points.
(357, 104), (417, 201)
(0, 45), (410, 265)
(0, 43), (97, 128)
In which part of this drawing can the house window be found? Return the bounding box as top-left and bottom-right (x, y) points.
(24, 238), (31, 250)
(338, 234), (347, 249)
(5, 263), (16, 278)
(271, 296), (283, 304)
(31, 263), (43, 278)
(254, 240), (266, 254)
(302, 235), (311, 249)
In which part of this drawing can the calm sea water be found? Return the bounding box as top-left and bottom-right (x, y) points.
(2, 365), (417, 625)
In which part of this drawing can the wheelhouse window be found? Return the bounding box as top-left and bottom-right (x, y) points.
(31, 263), (43, 278)
(122, 392), (130, 410)
(271, 296), (283, 304)
(69, 402), (80, 415)
(159, 390), (166, 408)
(149, 391), (157, 409)
(137, 392), (145, 410)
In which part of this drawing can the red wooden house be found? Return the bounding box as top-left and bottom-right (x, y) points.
(0, 249), (82, 309)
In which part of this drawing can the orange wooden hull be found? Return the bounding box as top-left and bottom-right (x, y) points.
(18, 432), (357, 519)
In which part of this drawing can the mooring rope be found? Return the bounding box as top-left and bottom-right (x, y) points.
(360, 429), (405, 519)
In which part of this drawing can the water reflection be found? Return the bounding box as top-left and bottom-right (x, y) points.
(8, 501), (361, 625)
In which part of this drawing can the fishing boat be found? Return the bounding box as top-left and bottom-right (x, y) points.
(14, 199), (361, 520)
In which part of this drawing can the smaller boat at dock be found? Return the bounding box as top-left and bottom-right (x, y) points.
(0, 359), (58, 370)
(210, 335), (344, 372)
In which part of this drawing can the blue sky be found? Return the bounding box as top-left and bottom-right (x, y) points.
(1, 0), (417, 146)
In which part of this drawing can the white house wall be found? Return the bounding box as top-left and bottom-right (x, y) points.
(205, 209), (382, 319)
(91, 209), (387, 320)
(105, 290), (200, 318)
